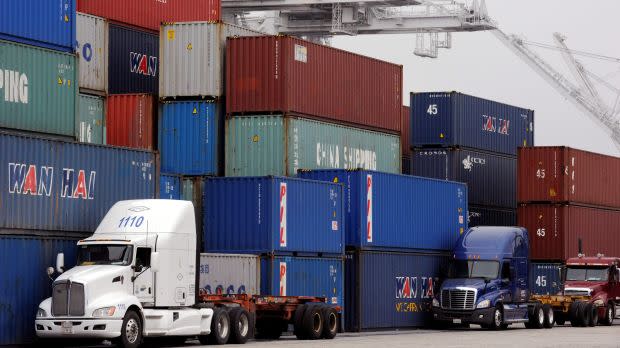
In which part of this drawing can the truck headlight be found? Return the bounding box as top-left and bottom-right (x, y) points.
(593, 299), (604, 306)
(432, 298), (440, 308)
(92, 306), (116, 318)
(36, 308), (47, 318)
(476, 299), (491, 309)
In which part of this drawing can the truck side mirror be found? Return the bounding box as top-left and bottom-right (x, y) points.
(151, 252), (160, 273)
(56, 253), (65, 274)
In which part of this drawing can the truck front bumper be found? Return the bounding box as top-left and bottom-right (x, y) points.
(432, 307), (496, 326)
(35, 318), (123, 339)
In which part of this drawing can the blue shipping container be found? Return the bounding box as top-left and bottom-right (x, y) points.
(345, 250), (448, 331)
(203, 177), (344, 255)
(0, 235), (78, 346)
(530, 262), (563, 296)
(468, 205), (516, 227)
(0, 132), (156, 232)
(412, 147), (517, 208)
(297, 170), (467, 251)
(159, 174), (181, 200)
(261, 255), (343, 311)
(159, 101), (222, 175)
(108, 24), (159, 94)
(0, 0), (76, 52)
(411, 92), (534, 156)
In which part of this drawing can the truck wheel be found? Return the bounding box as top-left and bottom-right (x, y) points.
(569, 302), (581, 327)
(229, 308), (252, 344)
(586, 303), (598, 327)
(578, 302), (591, 327)
(542, 304), (554, 328)
(321, 306), (338, 339)
(118, 310), (142, 348)
(527, 303), (544, 329)
(208, 308), (231, 344)
(601, 303), (615, 326)
(293, 304), (307, 339)
(489, 305), (504, 330)
(302, 304), (324, 339)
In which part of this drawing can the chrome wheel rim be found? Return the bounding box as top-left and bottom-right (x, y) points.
(494, 309), (502, 327)
(238, 314), (249, 337)
(548, 309), (554, 324)
(313, 313), (322, 333)
(218, 316), (229, 338)
(538, 309), (544, 324)
(328, 312), (337, 332)
(125, 318), (139, 344)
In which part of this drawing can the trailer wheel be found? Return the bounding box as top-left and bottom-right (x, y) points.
(527, 303), (544, 329)
(569, 301), (581, 327)
(293, 304), (307, 339)
(542, 304), (554, 328)
(601, 303), (615, 326)
(321, 306), (338, 339)
(577, 302), (591, 327)
(302, 304), (324, 339)
(229, 308), (252, 344)
(207, 307), (231, 345)
(586, 303), (598, 327)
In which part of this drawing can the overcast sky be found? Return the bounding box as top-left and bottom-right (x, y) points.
(331, 0), (620, 156)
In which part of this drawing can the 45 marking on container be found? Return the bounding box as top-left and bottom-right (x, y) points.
(279, 262), (287, 296)
(279, 183), (287, 247)
(366, 174), (373, 243)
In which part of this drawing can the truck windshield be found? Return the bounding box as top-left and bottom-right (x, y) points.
(77, 244), (133, 266)
(566, 267), (609, 281)
(450, 260), (500, 280)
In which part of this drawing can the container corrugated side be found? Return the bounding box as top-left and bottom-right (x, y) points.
(297, 170), (468, 251)
(77, 94), (105, 144)
(226, 115), (401, 177)
(0, 40), (77, 137)
(401, 106), (411, 156)
(78, 0), (221, 32)
(76, 13), (108, 93)
(0, 0), (76, 52)
(530, 262), (563, 296)
(199, 253), (260, 295)
(159, 174), (181, 200)
(0, 132), (156, 232)
(518, 204), (620, 261)
(106, 94), (155, 150)
(0, 235), (78, 346)
(411, 92), (534, 156)
(159, 101), (222, 175)
(412, 147), (517, 208)
(227, 36), (403, 134)
(160, 22), (265, 98)
(345, 250), (448, 331)
(467, 205), (516, 227)
(518, 146), (620, 208)
(108, 24), (159, 95)
(203, 177), (344, 255)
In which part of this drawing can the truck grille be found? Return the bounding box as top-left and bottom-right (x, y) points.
(51, 281), (85, 316)
(441, 289), (476, 310)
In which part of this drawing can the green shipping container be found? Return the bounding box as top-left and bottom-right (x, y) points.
(77, 94), (104, 144)
(0, 40), (77, 137)
(226, 115), (401, 176)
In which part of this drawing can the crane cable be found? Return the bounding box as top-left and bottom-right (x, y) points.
(522, 40), (620, 63)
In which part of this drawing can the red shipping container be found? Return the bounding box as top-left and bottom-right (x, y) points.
(106, 94), (155, 150)
(401, 105), (410, 156)
(78, 0), (221, 32)
(518, 146), (620, 209)
(226, 36), (403, 134)
(518, 204), (620, 261)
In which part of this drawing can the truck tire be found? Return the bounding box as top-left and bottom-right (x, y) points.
(577, 302), (591, 327)
(208, 307), (231, 344)
(586, 303), (598, 327)
(293, 304), (307, 339)
(527, 303), (544, 329)
(542, 304), (554, 328)
(321, 306), (338, 339)
(569, 301), (581, 327)
(229, 308), (252, 344)
(601, 303), (615, 326)
(118, 310), (143, 348)
(302, 304), (324, 339)
(489, 305), (504, 330)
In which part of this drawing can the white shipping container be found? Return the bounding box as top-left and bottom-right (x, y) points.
(77, 12), (108, 93)
(159, 22), (265, 98)
(199, 253), (260, 295)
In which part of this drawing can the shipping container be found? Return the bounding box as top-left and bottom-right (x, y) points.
(203, 176), (344, 255)
(0, 235), (78, 346)
(297, 170), (468, 251)
(106, 94), (155, 150)
(108, 24), (158, 94)
(159, 174), (181, 200)
(0, 132), (155, 232)
(518, 204), (620, 261)
(227, 36), (403, 134)
(401, 105), (411, 156)
(402, 156), (412, 175)
(0, 0), (76, 52)
(260, 256), (343, 310)
(78, 0), (221, 32)
(467, 205), (516, 227)
(76, 13), (108, 93)
(77, 94), (105, 144)
(0, 40), (77, 137)
(226, 115), (401, 177)
(199, 253), (260, 296)
(411, 92), (534, 156)
(518, 146), (620, 208)
(160, 22), (265, 98)
(183, 177), (205, 242)
(159, 101), (222, 175)
(412, 147), (517, 208)
(345, 250), (449, 331)
(530, 262), (563, 296)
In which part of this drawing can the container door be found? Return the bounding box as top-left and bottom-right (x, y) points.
(133, 247), (155, 304)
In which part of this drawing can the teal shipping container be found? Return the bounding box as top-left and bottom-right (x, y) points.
(77, 94), (105, 144)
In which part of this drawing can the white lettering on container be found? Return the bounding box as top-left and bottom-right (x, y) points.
(0, 69), (29, 104)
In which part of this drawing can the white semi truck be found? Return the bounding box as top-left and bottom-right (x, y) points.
(35, 200), (340, 347)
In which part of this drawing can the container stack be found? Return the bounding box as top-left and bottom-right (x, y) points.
(517, 146), (620, 295)
(298, 169), (468, 331)
(410, 91), (535, 227)
(401, 106), (412, 174)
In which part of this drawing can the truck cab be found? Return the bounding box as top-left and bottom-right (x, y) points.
(564, 256), (620, 325)
(35, 200), (214, 348)
(432, 226), (542, 329)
